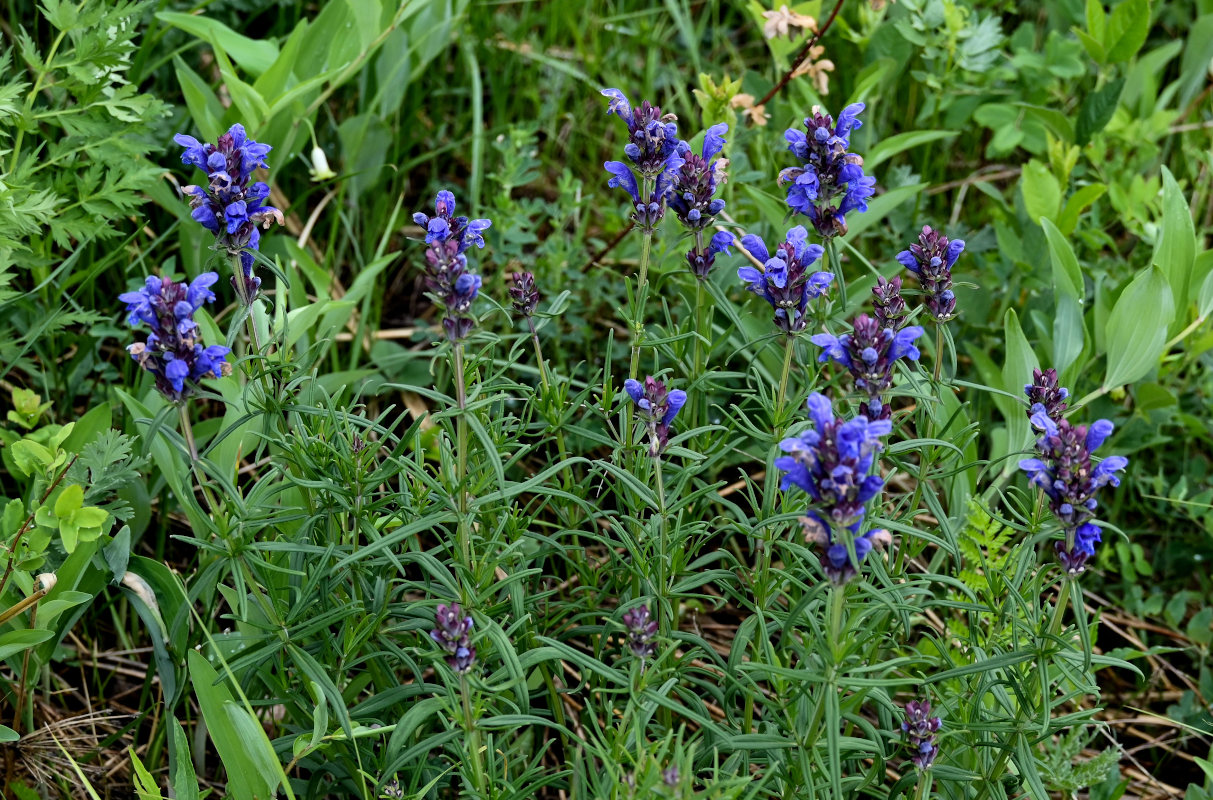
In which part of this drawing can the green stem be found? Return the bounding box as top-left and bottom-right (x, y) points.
(775, 334), (796, 428)
(914, 769), (934, 800)
(654, 453), (668, 638)
(461, 675), (487, 796)
(825, 238), (846, 312)
(179, 404), (218, 514)
(230, 253), (265, 355)
(453, 343), (471, 568)
(828, 583), (846, 661)
(933, 323), (944, 384)
(692, 231), (708, 431)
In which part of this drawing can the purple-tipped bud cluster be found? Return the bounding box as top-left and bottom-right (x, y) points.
(119, 273), (232, 403)
(777, 393), (893, 583)
(901, 700), (942, 770)
(412, 190), (491, 342)
(1024, 368), (1068, 421)
(430, 603), (476, 673)
(662, 767), (680, 787)
(733, 226), (834, 334)
(509, 271), (539, 317)
(669, 124), (734, 279)
(602, 89), (685, 234)
(624, 377), (687, 457)
(621, 604), (658, 660)
(872, 276), (908, 331)
(1018, 398), (1128, 575)
(812, 315), (925, 420)
(897, 226), (964, 324)
(174, 124), (284, 302)
(778, 103), (875, 239)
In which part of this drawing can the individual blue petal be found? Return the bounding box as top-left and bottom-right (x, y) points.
(702, 123), (728, 160)
(463, 218), (492, 250)
(739, 234), (770, 264)
(624, 379), (644, 404)
(604, 161), (640, 203)
(709, 230), (735, 255)
(1086, 419), (1114, 452)
(890, 326), (925, 361)
(811, 333), (849, 367)
(1074, 522), (1102, 555)
(806, 271), (834, 299)
(896, 250), (918, 273)
(945, 238), (965, 268)
(426, 217), (450, 244)
(806, 392), (833, 432)
(165, 357), (190, 393)
(737, 266), (765, 294)
(663, 390), (687, 425)
(601, 88), (632, 120)
(1092, 455), (1128, 487)
(436, 190), (456, 216)
(834, 103), (865, 141)
(191, 205), (219, 233)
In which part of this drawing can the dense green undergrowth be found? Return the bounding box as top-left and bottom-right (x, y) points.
(0, 0), (1211, 798)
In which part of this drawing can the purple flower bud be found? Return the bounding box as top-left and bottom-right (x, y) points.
(899, 226), (963, 323)
(1024, 368), (1069, 421)
(621, 603), (659, 661)
(431, 602), (476, 674)
(901, 700), (942, 770)
(624, 376), (687, 457)
(509, 271), (540, 317)
(872, 276), (907, 331)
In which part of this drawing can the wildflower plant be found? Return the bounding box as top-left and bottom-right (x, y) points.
(778, 102), (875, 239)
(735, 226), (832, 335)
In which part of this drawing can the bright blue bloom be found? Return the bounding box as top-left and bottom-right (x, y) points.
(1018, 402), (1128, 574)
(778, 104), (875, 238)
(623, 376), (687, 457)
(733, 226), (832, 334)
(811, 314), (925, 419)
(413, 190), (492, 342)
(601, 89), (685, 233)
(174, 124), (283, 302)
(120, 273), (231, 402)
(777, 393), (894, 583)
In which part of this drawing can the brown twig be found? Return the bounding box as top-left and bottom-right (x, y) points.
(755, 0), (847, 109)
(0, 455), (77, 599)
(580, 222), (634, 273)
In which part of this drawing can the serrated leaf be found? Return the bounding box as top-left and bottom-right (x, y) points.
(1075, 78), (1124, 146)
(1103, 265), (1174, 389)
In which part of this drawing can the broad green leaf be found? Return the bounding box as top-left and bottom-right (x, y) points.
(0, 725), (19, 743)
(61, 403), (111, 453)
(0, 629), (55, 661)
(1021, 161), (1061, 223)
(169, 718), (201, 800)
(187, 651), (282, 800)
(1197, 253), (1213, 320)
(1057, 183), (1106, 236)
(1104, 0), (1151, 63)
(1001, 309), (1039, 464)
(156, 12), (280, 76)
(54, 484), (83, 518)
(1179, 15), (1213, 108)
(1154, 167), (1196, 332)
(864, 130), (958, 172)
(1103, 265), (1174, 389)
(1086, 0), (1107, 45)
(1054, 293), (1085, 380)
(1041, 218), (1082, 298)
(172, 57), (224, 142)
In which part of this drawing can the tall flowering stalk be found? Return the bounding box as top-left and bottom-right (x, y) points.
(776, 393), (893, 585)
(623, 377), (687, 624)
(812, 314), (925, 420)
(175, 124), (283, 351)
(413, 190), (491, 567)
(601, 89), (684, 395)
(430, 602), (486, 793)
(897, 226), (965, 381)
(902, 700), (942, 771)
(1018, 405), (1128, 576)
(621, 603), (659, 667)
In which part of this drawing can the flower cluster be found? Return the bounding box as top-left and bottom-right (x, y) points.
(1024, 367), (1068, 421)
(602, 89), (684, 233)
(413, 190), (492, 342)
(871, 275), (908, 331)
(624, 377), (687, 458)
(901, 700), (942, 770)
(430, 603), (476, 673)
(621, 604), (658, 660)
(668, 125), (733, 279)
(509, 271), (539, 317)
(119, 273), (231, 403)
(897, 226), (964, 323)
(1018, 398), (1128, 575)
(777, 393), (893, 583)
(778, 103), (875, 238)
(735, 226), (833, 334)
(174, 124), (284, 302)
(812, 315), (925, 420)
